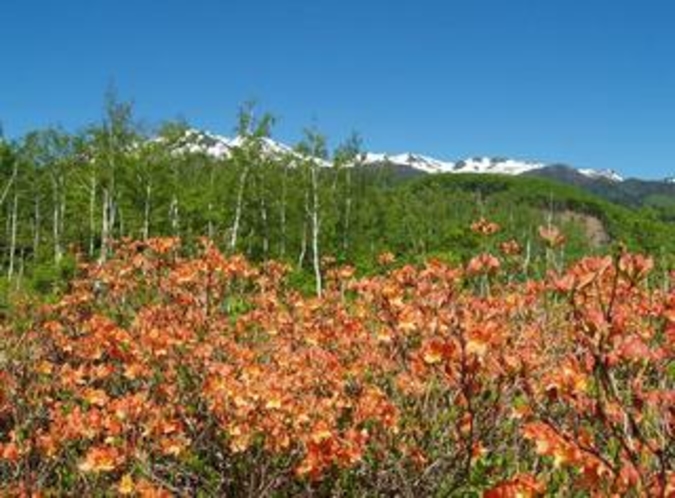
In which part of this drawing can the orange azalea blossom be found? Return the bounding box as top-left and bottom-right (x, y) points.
(466, 253), (501, 276)
(485, 474), (545, 497)
(471, 217), (501, 236)
(78, 445), (124, 473)
(538, 224), (566, 247)
(1, 238), (671, 495)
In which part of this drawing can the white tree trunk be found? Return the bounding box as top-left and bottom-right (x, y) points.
(297, 187), (309, 269)
(0, 162), (17, 208)
(53, 198), (61, 263)
(279, 164), (287, 258)
(170, 195), (179, 236)
(229, 164), (249, 252)
(52, 177), (63, 264)
(109, 195), (117, 239)
(100, 188), (109, 262)
(89, 174), (96, 257)
(60, 191), (66, 258)
(260, 194), (269, 257)
(310, 165), (322, 297)
(523, 238), (532, 275)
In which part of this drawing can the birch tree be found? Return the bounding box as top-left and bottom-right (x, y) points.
(24, 130), (73, 264)
(0, 139), (18, 211)
(333, 132), (363, 257)
(297, 128), (327, 297)
(90, 90), (138, 261)
(227, 103), (275, 253)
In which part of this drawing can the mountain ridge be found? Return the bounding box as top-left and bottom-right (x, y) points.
(170, 128), (673, 185)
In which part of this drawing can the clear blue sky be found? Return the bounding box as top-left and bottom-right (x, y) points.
(1, 0), (674, 179)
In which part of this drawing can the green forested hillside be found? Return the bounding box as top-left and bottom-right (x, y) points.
(526, 165), (675, 222)
(407, 173), (675, 255)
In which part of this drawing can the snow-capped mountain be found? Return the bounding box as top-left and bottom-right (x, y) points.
(166, 129), (330, 167)
(168, 129), (294, 159)
(451, 157), (545, 176)
(172, 129), (233, 158)
(577, 168), (624, 182)
(361, 151), (622, 183)
(362, 152), (454, 174)
(164, 128), (628, 183)
(360, 154), (547, 176)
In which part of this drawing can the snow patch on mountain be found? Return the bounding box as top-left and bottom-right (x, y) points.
(167, 129), (330, 166)
(362, 153), (548, 176)
(178, 129), (233, 158)
(362, 152), (626, 183)
(451, 157), (545, 176)
(363, 152), (454, 173)
(578, 168), (624, 182)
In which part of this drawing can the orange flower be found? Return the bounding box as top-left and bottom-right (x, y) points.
(471, 218), (501, 236)
(485, 473), (545, 497)
(538, 225), (565, 248)
(78, 445), (123, 473)
(466, 253), (501, 276)
(499, 239), (522, 256)
(0, 442), (20, 462)
(377, 252), (396, 266)
(421, 339), (454, 365)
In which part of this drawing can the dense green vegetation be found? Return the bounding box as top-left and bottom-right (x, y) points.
(527, 165), (675, 223)
(406, 173), (675, 255)
(1, 97), (674, 304)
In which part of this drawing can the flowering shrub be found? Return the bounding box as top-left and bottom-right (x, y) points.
(0, 234), (673, 495)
